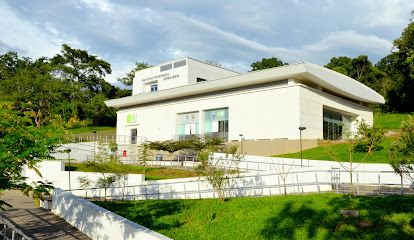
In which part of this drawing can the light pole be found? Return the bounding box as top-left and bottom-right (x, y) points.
(67, 148), (71, 192)
(239, 134), (243, 155)
(299, 127), (306, 168)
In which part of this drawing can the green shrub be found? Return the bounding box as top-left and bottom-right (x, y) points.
(389, 115), (414, 181)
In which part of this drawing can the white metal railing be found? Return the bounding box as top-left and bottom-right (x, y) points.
(67, 169), (414, 202)
(62, 134), (146, 145)
(0, 216), (32, 240)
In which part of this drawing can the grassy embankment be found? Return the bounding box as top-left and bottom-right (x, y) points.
(66, 163), (197, 181)
(95, 194), (414, 239)
(66, 126), (116, 135)
(274, 113), (413, 163)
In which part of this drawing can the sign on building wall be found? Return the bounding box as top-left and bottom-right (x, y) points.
(178, 112), (199, 124)
(127, 113), (137, 123)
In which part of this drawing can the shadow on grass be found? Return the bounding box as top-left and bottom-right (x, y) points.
(94, 200), (187, 231)
(261, 195), (414, 239)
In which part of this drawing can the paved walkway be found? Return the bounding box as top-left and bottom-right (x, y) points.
(0, 190), (90, 240)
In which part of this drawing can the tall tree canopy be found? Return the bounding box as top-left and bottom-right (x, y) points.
(117, 62), (151, 86)
(250, 57), (288, 71)
(325, 55), (392, 102)
(0, 102), (62, 209)
(0, 44), (127, 127)
(384, 12), (414, 112)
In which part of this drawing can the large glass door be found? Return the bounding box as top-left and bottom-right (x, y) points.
(323, 109), (351, 140)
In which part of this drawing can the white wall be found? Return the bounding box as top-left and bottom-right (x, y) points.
(23, 161), (145, 196)
(52, 188), (171, 240)
(117, 82), (374, 143)
(51, 142), (96, 162)
(187, 58), (239, 84)
(132, 58), (238, 95)
(117, 83), (302, 142)
(299, 85), (373, 139)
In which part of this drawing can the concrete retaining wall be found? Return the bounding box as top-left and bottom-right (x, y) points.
(52, 188), (171, 240)
(23, 161), (145, 197)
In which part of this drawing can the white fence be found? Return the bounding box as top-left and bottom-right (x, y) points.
(22, 161), (145, 195)
(52, 188), (171, 240)
(23, 155), (414, 202)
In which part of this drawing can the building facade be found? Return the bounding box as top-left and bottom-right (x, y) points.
(105, 57), (384, 154)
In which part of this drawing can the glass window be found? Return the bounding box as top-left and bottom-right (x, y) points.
(177, 112), (199, 140)
(174, 60), (186, 68)
(160, 63), (172, 72)
(150, 84), (158, 92)
(197, 78), (206, 82)
(323, 109), (351, 140)
(204, 108), (229, 141)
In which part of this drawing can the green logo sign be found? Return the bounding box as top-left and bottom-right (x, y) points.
(127, 114), (136, 123)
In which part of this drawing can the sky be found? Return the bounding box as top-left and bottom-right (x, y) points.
(1, 0), (413, 88)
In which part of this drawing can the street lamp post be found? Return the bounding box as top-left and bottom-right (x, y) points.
(67, 148), (71, 192)
(239, 134), (243, 155)
(299, 127), (306, 168)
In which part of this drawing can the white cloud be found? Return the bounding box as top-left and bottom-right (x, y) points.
(77, 0), (113, 13)
(0, 2), (62, 58)
(353, 0), (410, 28)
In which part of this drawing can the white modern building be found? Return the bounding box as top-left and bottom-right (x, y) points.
(105, 57), (385, 155)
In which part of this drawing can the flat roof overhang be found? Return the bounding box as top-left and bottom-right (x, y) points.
(105, 62), (385, 108)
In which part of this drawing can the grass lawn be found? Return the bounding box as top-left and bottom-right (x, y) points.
(374, 113), (412, 130)
(274, 137), (396, 163)
(94, 194), (414, 240)
(66, 163), (198, 181)
(66, 126), (116, 135)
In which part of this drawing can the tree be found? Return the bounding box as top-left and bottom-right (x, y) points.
(117, 62), (151, 86)
(77, 142), (126, 200)
(385, 11), (414, 112)
(0, 51), (31, 80)
(354, 119), (385, 154)
(0, 102), (63, 210)
(137, 143), (150, 175)
(325, 56), (352, 73)
(250, 57), (288, 71)
(196, 145), (243, 201)
(389, 115), (414, 181)
(325, 55), (390, 102)
(0, 54), (69, 127)
(147, 140), (183, 156)
(324, 120), (383, 196)
(272, 157), (296, 196)
(51, 44), (112, 94)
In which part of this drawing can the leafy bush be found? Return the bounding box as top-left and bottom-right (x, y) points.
(196, 145), (243, 201)
(147, 135), (224, 154)
(354, 119), (385, 153)
(389, 115), (414, 181)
